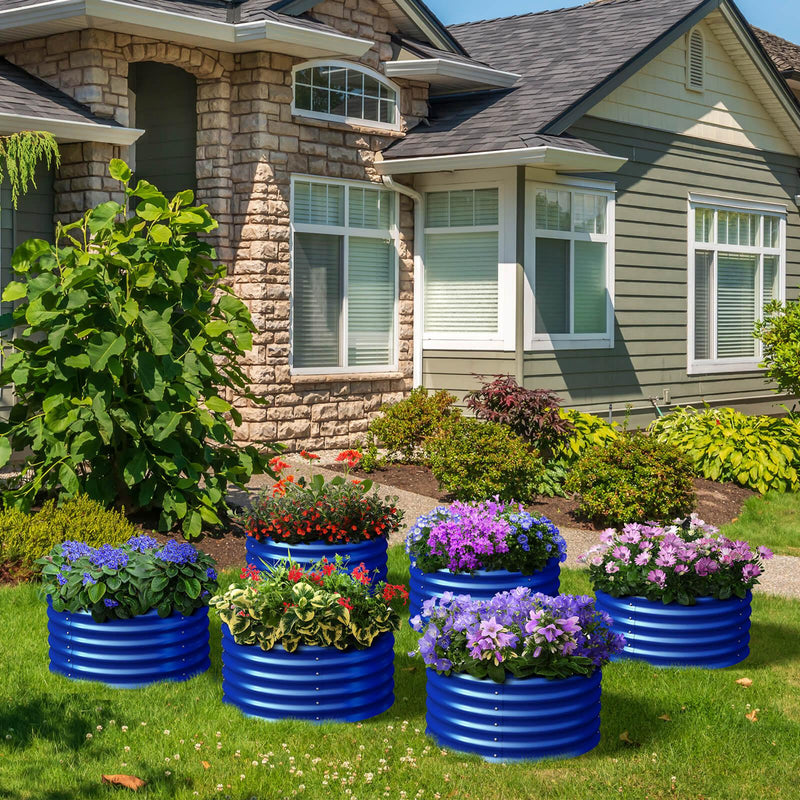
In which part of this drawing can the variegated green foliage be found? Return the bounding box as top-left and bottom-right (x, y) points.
(650, 406), (800, 495)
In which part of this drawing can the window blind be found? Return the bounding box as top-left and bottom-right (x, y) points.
(716, 252), (757, 359)
(534, 238), (569, 335)
(694, 251), (712, 360)
(294, 181), (344, 227)
(573, 241), (607, 334)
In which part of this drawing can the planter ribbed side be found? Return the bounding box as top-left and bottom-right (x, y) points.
(221, 627), (395, 722)
(47, 604), (210, 688)
(594, 590), (752, 668)
(409, 558), (560, 619)
(246, 536), (388, 583)
(426, 670), (601, 762)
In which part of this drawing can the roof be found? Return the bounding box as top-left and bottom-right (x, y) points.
(385, 0), (717, 159)
(753, 26), (800, 75)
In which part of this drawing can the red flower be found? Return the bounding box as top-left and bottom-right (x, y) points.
(337, 597), (354, 610)
(352, 563), (371, 585)
(269, 456), (290, 473)
(288, 567), (305, 583)
(335, 449), (363, 469)
(300, 450), (320, 461)
(240, 564), (261, 582)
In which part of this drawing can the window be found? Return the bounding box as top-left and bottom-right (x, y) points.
(530, 185), (614, 347)
(423, 188), (500, 340)
(686, 29), (705, 92)
(689, 197), (785, 373)
(293, 61), (398, 130)
(291, 179), (397, 373)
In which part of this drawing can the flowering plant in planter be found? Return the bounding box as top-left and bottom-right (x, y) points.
(210, 558), (408, 651)
(410, 589), (624, 682)
(244, 451), (403, 545)
(579, 515), (773, 604)
(406, 500), (567, 574)
(38, 536), (218, 622)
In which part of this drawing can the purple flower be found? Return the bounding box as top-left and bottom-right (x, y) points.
(605, 562), (619, 574)
(757, 546), (774, 561)
(82, 572), (96, 586)
(61, 541), (95, 562)
(742, 563), (761, 581)
(206, 567), (217, 582)
(128, 535), (159, 553)
(694, 557), (719, 577)
(104, 599), (119, 608)
(634, 552), (651, 566)
(89, 545), (129, 570)
(611, 546), (631, 563)
(155, 540), (198, 566)
(647, 569), (667, 588)
(56, 574), (68, 586)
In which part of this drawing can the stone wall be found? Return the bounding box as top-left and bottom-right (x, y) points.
(0, 0), (428, 452)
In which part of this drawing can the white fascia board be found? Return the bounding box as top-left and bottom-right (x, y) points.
(0, 111), (144, 145)
(376, 146), (627, 175)
(0, 0), (373, 57)
(384, 58), (519, 89)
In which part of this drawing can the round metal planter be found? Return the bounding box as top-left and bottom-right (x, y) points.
(408, 558), (560, 619)
(594, 590), (752, 668)
(426, 669), (602, 762)
(246, 535), (388, 583)
(221, 626), (395, 722)
(47, 604), (210, 688)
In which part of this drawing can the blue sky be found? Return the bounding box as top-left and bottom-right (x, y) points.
(429, 0), (800, 43)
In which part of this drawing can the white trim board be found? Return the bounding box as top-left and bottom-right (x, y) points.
(384, 58), (519, 93)
(0, 111), (143, 145)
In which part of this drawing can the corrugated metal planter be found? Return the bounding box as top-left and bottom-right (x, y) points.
(409, 558), (560, 619)
(246, 536), (388, 583)
(426, 669), (602, 762)
(221, 626), (394, 722)
(47, 603), (210, 688)
(594, 590), (752, 668)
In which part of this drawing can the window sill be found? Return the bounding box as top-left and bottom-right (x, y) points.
(687, 360), (764, 376)
(290, 112), (405, 139)
(290, 371), (405, 385)
(528, 337), (614, 351)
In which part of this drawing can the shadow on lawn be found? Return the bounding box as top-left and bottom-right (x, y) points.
(744, 619), (800, 667)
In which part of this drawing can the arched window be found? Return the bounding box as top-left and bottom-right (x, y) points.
(292, 61), (399, 130)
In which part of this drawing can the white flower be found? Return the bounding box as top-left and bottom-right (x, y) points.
(124, 746), (130, 753)
(85, 733), (93, 740)
(163, 729), (170, 735)
(164, 771), (171, 777)
(96, 725), (103, 731)
(121, 726), (128, 732)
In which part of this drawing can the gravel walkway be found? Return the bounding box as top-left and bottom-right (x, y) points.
(238, 457), (800, 601)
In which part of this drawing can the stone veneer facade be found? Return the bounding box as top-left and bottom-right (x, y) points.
(0, 0), (429, 452)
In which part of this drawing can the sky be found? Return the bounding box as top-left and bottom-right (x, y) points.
(428, 0), (800, 42)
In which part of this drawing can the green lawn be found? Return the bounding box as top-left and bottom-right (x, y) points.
(1, 548), (799, 800)
(722, 491), (800, 557)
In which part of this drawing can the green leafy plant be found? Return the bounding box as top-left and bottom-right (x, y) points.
(755, 298), (800, 398)
(211, 559), (408, 652)
(425, 419), (544, 502)
(38, 535), (217, 622)
(0, 494), (136, 568)
(565, 433), (695, 526)
(649, 406), (800, 494)
(358, 387), (460, 471)
(0, 131), (60, 208)
(538, 409), (619, 496)
(0, 160), (279, 536)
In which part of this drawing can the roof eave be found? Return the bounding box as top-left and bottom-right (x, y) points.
(0, 111), (144, 145)
(384, 58), (519, 92)
(376, 145), (627, 175)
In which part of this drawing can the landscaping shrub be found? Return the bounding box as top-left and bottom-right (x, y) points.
(425, 419), (544, 502)
(0, 159), (278, 536)
(465, 375), (572, 457)
(0, 495), (135, 567)
(564, 433), (695, 526)
(538, 409), (619, 496)
(649, 406), (800, 494)
(755, 296), (800, 398)
(359, 387), (460, 471)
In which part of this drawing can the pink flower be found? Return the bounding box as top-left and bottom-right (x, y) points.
(742, 563), (762, 581)
(674, 564), (689, 575)
(605, 562), (620, 574)
(694, 557), (719, 577)
(611, 546), (631, 563)
(634, 552), (651, 566)
(647, 569), (667, 588)
(757, 546), (774, 561)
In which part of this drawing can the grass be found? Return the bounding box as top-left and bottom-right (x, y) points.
(721, 491), (800, 557)
(1, 547), (799, 800)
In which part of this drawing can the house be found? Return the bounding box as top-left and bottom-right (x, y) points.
(0, 0), (798, 451)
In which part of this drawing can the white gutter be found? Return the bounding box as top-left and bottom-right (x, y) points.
(384, 58), (520, 90)
(382, 175), (424, 388)
(0, 0), (374, 57)
(377, 146), (628, 175)
(0, 111), (143, 145)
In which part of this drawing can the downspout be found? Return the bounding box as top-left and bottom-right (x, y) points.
(381, 174), (424, 388)
(514, 165), (526, 384)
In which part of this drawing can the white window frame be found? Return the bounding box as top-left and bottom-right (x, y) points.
(525, 179), (616, 350)
(416, 170), (515, 351)
(289, 174), (400, 376)
(291, 59), (401, 132)
(687, 192), (787, 375)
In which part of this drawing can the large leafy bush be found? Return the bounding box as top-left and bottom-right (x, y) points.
(755, 298), (800, 398)
(0, 160), (277, 536)
(565, 433), (695, 526)
(0, 495), (135, 567)
(649, 406), (800, 494)
(359, 387), (460, 471)
(426, 419), (544, 502)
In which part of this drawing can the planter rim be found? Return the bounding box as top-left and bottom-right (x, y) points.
(409, 556), (561, 578)
(594, 589), (752, 605)
(247, 535), (389, 546)
(425, 668), (600, 686)
(220, 624), (393, 655)
(46, 597), (208, 621)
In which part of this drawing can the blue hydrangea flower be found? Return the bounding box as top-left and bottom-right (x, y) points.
(155, 540), (198, 565)
(127, 535), (159, 553)
(103, 599), (119, 608)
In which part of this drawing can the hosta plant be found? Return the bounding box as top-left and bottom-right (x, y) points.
(0, 159), (278, 536)
(579, 516), (773, 604)
(649, 406), (800, 494)
(405, 499), (567, 575)
(244, 450), (403, 545)
(210, 558), (408, 652)
(410, 589), (624, 682)
(38, 535), (217, 622)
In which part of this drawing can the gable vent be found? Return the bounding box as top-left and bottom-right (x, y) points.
(687, 29), (705, 91)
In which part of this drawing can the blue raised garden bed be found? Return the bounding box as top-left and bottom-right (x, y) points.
(594, 590), (752, 668)
(426, 669), (602, 762)
(221, 626), (395, 722)
(47, 603), (210, 688)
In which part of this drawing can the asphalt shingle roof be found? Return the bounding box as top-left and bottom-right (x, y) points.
(384, 0), (710, 159)
(753, 26), (800, 74)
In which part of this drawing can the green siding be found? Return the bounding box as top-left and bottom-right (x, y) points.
(129, 62), (196, 198)
(423, 117), (800, 422)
